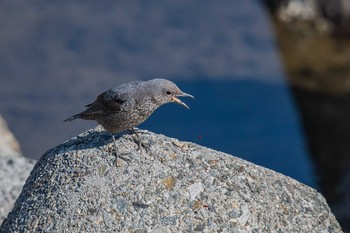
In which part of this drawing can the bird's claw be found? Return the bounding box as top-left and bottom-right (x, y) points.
(114, 154), (132, 167)
(129, 128), (150, 152)
(132, 135), (150, 152)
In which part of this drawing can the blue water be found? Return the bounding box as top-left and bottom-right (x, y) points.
(142, 79), (315, 187)
(1, 77), (315, 188)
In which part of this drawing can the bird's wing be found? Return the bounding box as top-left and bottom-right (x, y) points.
(80, 90), (127, 117)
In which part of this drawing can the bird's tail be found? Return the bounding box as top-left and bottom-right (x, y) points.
(63, 114), (81, 122)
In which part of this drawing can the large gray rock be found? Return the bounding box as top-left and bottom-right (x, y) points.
(1, 126), (342, 232)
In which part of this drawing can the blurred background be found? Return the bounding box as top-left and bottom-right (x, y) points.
(0, 0), (349, 230)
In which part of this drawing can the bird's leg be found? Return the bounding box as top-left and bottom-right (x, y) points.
(130, 128), (150, 152)
(131, 128), (142, 139)
(112, 135), (118, 157)
(112, 134), (130, 163)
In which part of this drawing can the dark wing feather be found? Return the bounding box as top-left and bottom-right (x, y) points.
(64, 83), (136, 122)
(79, 90), (126, 118)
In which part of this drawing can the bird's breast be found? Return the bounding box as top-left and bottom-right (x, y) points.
(96, 100), (158, 134)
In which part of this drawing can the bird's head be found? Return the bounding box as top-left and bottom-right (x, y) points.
(147, 79), (194, 109)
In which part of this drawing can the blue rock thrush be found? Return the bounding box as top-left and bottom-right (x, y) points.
(64, 78), (193, 156)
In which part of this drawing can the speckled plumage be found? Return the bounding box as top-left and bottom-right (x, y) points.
(64, 79), (193, 135)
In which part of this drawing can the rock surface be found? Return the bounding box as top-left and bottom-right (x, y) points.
(0, 126), (342, 232)
(0, 154), (35, 224)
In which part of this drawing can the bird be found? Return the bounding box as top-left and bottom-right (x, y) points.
(64, 78), (194, 157)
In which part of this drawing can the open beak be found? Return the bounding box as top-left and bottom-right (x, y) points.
(171, 92), (194, 109)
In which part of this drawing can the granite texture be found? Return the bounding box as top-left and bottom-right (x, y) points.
(0, 154), (35, 225)
(0, 126), (342, 232)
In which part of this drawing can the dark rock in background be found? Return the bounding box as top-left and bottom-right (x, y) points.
(262, 0), (350, 230)
(263, 0), (350, 35)
(291, 88), (350, 231)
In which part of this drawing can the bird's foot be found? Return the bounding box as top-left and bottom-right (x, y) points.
(114, 153), (132, 167)
(129, 128), (150, 152)
(114, 151), (132, 162)
(132, 135), (150, 152)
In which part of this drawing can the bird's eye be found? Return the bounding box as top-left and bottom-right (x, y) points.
(165, 90), (172, 96)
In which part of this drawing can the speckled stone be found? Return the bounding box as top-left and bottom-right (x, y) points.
(0, 154), (35, 224)
(0, 126), (343, 232)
